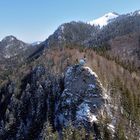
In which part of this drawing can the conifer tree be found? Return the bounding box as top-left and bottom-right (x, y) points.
(42, 121), (54, 140)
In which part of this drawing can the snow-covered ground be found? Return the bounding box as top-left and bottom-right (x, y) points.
(84, 66), (98, 78)
(88, 12), (119, 28)
(76, 103), (97, 123)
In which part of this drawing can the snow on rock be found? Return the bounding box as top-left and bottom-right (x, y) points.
(108, 123), (115, 132)
(76, 103), (97, 122)
(130, 10), (140, 16)
(84, 66), (110, 100)
(31, 41), (42, 46)
(59, 65), (105, 126)
(4, 54), (11, 59)
(84, 66), (98, 78)
(88, 12), (119, 28)
(65, 66), (73, 78)
(103, 93), (110, 99)
(56, 24), (66, 41)
(10, 36), (14, 41)
(88, 84), (95, 90)
(60, 25), (65, 33)
(76, 103), (97, 123)
(2, 36), (16, 42)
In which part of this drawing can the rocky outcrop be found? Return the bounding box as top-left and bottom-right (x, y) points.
(57, 65), (105, 128)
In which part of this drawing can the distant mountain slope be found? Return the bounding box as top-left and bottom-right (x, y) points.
(0, 36), (43, 83)
(46, 21), (99, 47)
(0, 36), (43, 61)
(87, 10), (140, 46)
(0, 35), (29, 59)
(45, 11), (140, 49)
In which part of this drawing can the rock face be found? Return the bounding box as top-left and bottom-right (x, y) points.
(58, 65), (104, 127)
(0, 64), (105, 139)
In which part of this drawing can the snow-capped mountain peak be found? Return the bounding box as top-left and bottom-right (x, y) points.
(88, 12), (119, 28)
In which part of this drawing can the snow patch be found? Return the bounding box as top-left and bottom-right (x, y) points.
(77, 103), (97, 122)
(65, 67), (73, 77)
(57, 25), (65, 41)
(88, 84), (95, 89)
(103, 93), (110, 99)
(88, 12), (119, 28)
(31, 41), (42, 46)
(4, 54), (11, 58)
(60, 25), (65, 33)
(84, 66), (98, 78)
(58, 35), (63, 40)
(2, 36), (15, 42)
(10, 37), (14, 41)
(108, 124), (115, 132)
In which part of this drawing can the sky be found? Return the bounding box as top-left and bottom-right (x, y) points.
(0, 0), (140, 43)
